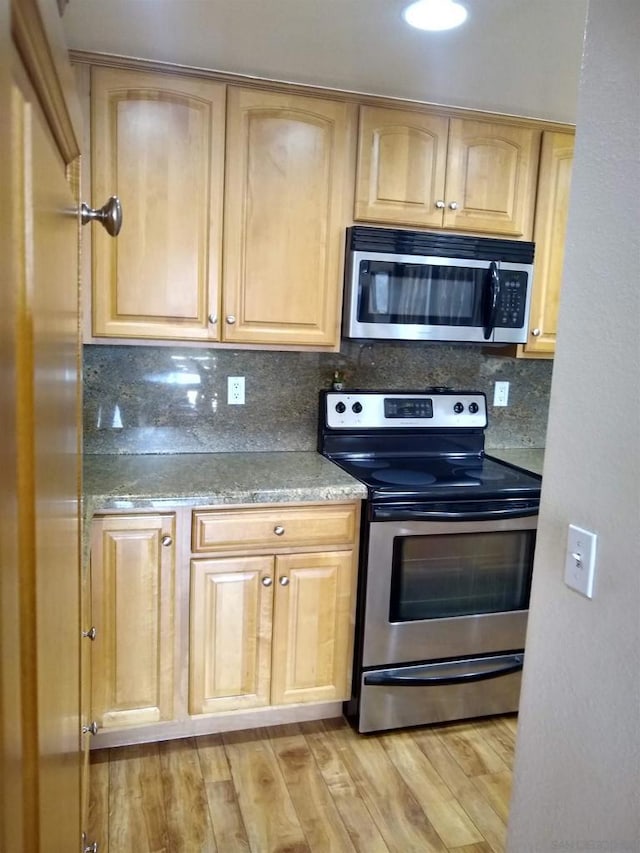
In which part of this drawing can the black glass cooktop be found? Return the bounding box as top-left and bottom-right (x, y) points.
(330, 453), (541, 501)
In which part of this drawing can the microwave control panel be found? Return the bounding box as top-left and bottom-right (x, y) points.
(496, 272), (528, 328)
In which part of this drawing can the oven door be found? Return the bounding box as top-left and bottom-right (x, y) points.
(362, 515), (537, 669)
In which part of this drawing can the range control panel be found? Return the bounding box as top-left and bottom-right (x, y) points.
(325, 391), (487, 429)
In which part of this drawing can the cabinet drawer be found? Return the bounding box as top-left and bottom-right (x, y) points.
(192, 504), (357, 553)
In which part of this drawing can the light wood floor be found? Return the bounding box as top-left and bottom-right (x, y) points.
(89, 714), (517, 853)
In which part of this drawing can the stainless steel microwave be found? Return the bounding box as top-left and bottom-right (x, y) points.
(343, 226), (535, 344)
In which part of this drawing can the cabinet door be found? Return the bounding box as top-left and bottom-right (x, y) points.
(271, 551), (355, 705)
(521, 131), (574, 357)
(444, 118), (540, 237)
(91, 68), (225, 340)
(91, 514), (176, 728)
(223, 87), (356, 347)
(189, 556), (274, 714)
(355, 105), (449, 227)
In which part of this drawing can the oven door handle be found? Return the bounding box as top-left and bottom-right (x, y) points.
(363, 656), (524, 688)
(372, 506), (538, 521)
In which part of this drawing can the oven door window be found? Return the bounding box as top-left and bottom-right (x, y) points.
(389, 530), (535, 622)
(357, 260), (486, 327)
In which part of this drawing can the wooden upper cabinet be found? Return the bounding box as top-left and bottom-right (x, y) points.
(91, 67), (225, 340)
(444, 118), (540, 237)
(356, 106), (540, 238)
(222, 88), (356, 347)
(355, 106), (449, 228)
(519, 131), (574, 357)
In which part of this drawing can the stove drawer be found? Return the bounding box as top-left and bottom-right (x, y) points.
(357, 653), (524, 733)
(192, 503), (358, 553)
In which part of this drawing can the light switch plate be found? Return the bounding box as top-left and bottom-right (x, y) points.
(564, 524), (597, 598)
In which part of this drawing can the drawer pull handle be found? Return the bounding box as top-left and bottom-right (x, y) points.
(82, 626), (97, 641)
(279, 576), (290, 587)
(274, 526), (285, 536)
(261, 576), (273, 587)
(83, 721), (99, 736)
(161, 535), (173, 547)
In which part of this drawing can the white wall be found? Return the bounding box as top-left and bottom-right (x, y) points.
(507, 1), (640, 851)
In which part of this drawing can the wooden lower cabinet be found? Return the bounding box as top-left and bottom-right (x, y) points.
(90, 502), (359, 741)
(189, 549), (355, 714)
(90, 513), (176, 729)
(189, 555), (274, 714)
(270, 550), (355, 705)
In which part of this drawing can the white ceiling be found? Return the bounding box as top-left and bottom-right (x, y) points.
(61, 0), (588, 123)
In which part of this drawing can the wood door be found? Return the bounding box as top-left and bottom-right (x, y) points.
(189, 556), (274, 714)
(520, 131), (574, 357)
(223, 87), (356, 347)
(91, 514), (176, 728)
(91, 67), (225, 340)
(271, 551), (355, 705)
(444, 118), (540, 237)
(355, 105), (449, 227)
(9, 59), (81, 853)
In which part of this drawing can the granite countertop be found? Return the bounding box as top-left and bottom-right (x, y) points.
(485, 448), (545, 476)
(84, 451), (368, 517)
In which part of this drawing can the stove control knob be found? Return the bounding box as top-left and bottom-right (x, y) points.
(453, 402), (464, 414)
(469, 402), (479, 414)
(335, 402), (346, 414)
(352, 402), (363, 414)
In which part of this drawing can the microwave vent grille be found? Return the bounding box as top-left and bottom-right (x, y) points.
(347, 226), (534, 264)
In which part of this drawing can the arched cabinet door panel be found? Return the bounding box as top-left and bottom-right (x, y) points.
(222, 87), (356, 347)
(91, 67), (225, 341)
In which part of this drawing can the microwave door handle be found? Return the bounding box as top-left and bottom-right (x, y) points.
(482, 261), (499, 340)
(363, 656), (524, 688)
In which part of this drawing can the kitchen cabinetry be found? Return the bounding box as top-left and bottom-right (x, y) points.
(355, 105), (541, 238)
(189, 504), (358, 714)
(90, 513), (176, 729)
(88, 500), (360, 743)
(222, 88), (355, 347)
(91, 67), (226, 341)
(518, 131), (574, 357)
(89, 69), (355, 348)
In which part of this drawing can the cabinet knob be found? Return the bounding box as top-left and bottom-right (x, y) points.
(208, 313), (217, 324)
(531, 328), (541, 337)
(448, 201), (459, 211)
(226, 315), (236, 325)
(82, 721), (99, 736)
(161, 535), (173, 547)
(82, 626), (97, 641)
(80, 196), (122, 237)
(273, 526), (285, 536)
(82, 835), (99, 853)
(261, 576), (273, 587)
(435, 199), (445, 209)
(279, 576), (290, 587)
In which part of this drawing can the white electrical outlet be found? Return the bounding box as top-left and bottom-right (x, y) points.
(227, 376), (245, 405)
(493, 381), (510, 407)
(564, 524), (597, 599)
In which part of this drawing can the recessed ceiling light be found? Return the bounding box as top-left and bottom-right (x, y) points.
(402, 0), (468, 31)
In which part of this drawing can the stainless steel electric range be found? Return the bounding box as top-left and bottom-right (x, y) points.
(318, 389), (541, 733)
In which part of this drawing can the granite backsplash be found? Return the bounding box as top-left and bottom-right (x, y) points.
(83, 342), (552, 454)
